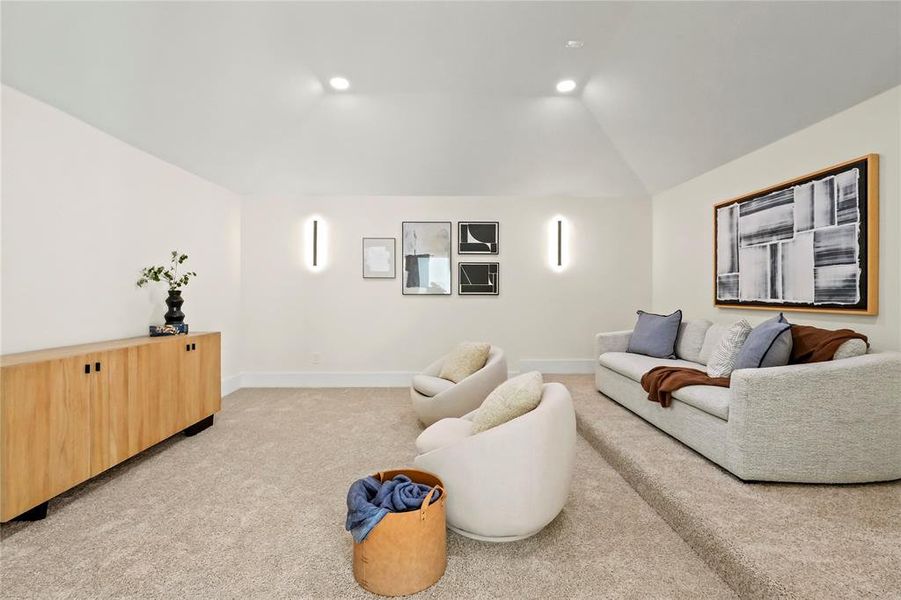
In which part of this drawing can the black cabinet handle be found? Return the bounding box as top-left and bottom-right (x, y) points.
(84, 364), (91, 374)
(191, 343), (196, 350)
(186, 344), (191, 352)
(95, 362), (101, 372)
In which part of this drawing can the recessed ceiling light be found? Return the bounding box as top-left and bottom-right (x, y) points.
(565, 40), (584, 49)
(556, 79), (577, 93)
(329, 76), (350, 91)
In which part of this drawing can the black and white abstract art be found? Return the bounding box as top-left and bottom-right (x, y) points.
(714, 156), (875, 313)
(402, 222), (452, 295)
(458, 222), (499, 254)
(458, 262), (499, 295)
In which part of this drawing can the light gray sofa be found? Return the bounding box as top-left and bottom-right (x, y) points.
(595, 320), (901, 483)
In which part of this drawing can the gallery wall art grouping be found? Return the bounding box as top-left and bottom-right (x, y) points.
(714, 154), (878, 315)
(361, 221), (501, 296)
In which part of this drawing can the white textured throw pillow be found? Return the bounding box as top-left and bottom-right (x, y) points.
(706, 320), (752, 378)
(698, 323), (730, 365)
(471, 371), (543, 434)
(438, 342), (491, 383)
(833, 339), (868, 360)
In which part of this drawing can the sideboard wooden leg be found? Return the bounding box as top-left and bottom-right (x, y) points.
(14, 501), (49, 521)
(184, 414), (214, 437)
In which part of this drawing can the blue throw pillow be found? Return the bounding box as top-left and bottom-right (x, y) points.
(627, 310), (683, 359)
(734, 313), (793, 370)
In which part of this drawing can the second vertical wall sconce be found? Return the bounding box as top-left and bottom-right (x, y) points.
(549, 215), (568, 272)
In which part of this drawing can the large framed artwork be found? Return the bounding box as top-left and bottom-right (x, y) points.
(458, 221), (499, 254)
(402, 221), (452, 295)
(362, 237), (396, 279)
(459, 262), (499, 295)
(714, 154), (878, 315)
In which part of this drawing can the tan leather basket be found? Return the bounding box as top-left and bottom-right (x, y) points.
(352, 468), (447, 597)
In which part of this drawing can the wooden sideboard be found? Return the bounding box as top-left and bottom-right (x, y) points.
(0, 332), (221, 522)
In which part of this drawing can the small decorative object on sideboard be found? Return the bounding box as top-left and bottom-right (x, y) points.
(137, 250), (197, 336)
(149, 323), (189, 337)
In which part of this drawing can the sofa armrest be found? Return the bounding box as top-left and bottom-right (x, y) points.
(595, 330), (632, 358)
(727, 353), (901, 482)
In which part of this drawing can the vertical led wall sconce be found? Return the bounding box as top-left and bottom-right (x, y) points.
(312, 219), (319, 267)
(548, 215), (569, 272)
(305, 215), (327, 272)
(557, 219), (563, 267)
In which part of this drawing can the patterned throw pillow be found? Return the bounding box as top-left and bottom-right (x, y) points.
(438, 342), (491, 383)
(471, 371), (543, 433)
(706, 320), (752, 378)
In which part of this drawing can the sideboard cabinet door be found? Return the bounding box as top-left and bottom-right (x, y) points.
(127, 340), (182, 452)
(1, 357), (92, 521)
(90, 348), (131, 475)
(181, 333), (221, 426)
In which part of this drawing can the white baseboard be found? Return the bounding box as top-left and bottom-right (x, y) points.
(224, 362), (592, 393)
(518, 359), (595, 374)
(240, 371), (417, 388)
(221, 374), (243, 396)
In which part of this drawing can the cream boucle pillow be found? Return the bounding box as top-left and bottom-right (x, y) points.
(833, 339), (868, 360)
(439, 342), (491, 383)
(471, 371), (543, 434)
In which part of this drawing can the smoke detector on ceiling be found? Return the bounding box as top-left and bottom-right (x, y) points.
(565, 40), (584, 49)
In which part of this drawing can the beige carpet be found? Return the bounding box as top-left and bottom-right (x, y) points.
(1, 386), (735, 599)
(557, 375), (901, 600)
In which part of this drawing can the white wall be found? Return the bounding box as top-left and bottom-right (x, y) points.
(241, 195), (651, 381)
(652, 86), (901, 351)
(1, 86), (244, 383)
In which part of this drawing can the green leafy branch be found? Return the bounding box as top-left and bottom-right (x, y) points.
(136, 250), (197, 291)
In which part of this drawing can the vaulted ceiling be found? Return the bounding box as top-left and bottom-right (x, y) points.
(3, 1), (899, 197)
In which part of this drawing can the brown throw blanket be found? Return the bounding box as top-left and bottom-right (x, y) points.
(640, 324), (868, 407)
(789, 324), (868, 364)
(640, 367), (729, 407)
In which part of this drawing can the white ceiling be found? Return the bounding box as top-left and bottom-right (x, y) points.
(3, 1), (899, 197)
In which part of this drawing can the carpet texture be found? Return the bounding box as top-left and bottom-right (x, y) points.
(557, 375), (901, 599)
(1, 387), (735, 599)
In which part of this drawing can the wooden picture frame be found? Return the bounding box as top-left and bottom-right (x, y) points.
(713, 154), (878, 315)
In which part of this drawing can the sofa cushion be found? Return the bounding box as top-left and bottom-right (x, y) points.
(735, 313), (792, 370)
(415, 418), (473, 454)
(599, 352), (703, 383)
(438, 342), (491, 383)
(471, 371), (543, 433)
(412, 374), (455, 398)
(671, 385), (730, 421)
(627, 309), (683, 358)
(675, 319), (713, 363)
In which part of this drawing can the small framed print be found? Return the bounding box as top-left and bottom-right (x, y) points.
(458, 262), (499, 295)
(362, 238), (396, 279)
(458, 222), (499, 254)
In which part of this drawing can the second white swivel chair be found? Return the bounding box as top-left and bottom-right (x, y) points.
(410, 345), (507, 426)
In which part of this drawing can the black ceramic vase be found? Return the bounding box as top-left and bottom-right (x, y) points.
(164, 289), (185, 324)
